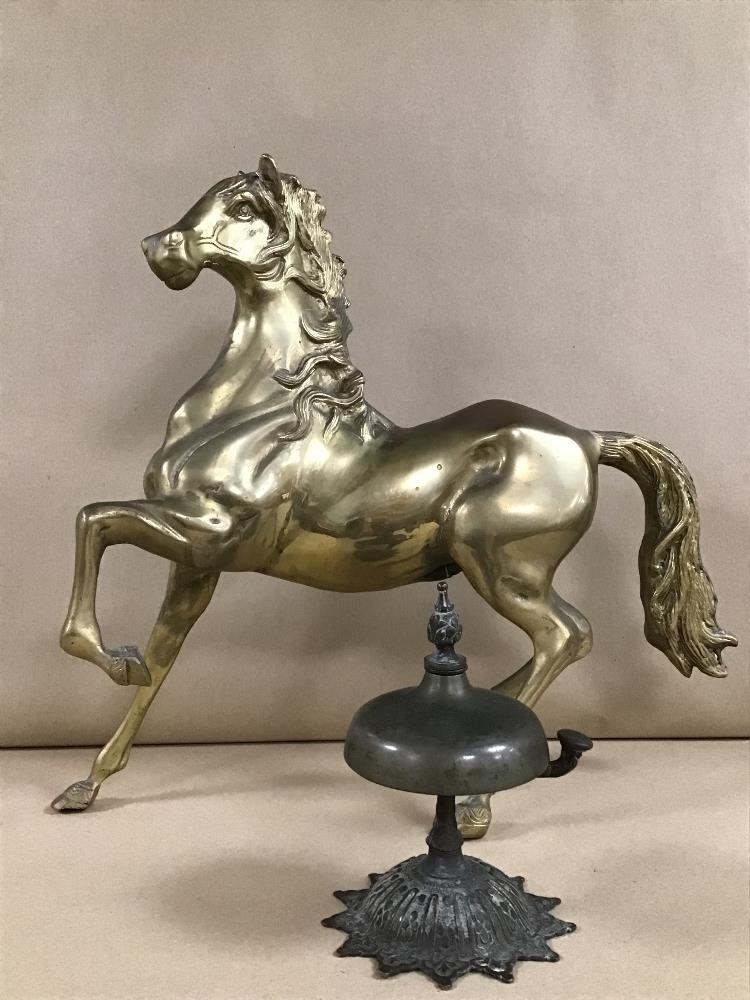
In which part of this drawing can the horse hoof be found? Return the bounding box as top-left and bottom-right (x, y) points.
(51, 779), (99, 812)
(456, 796), (492, 840)
(106, 646), (151, 686)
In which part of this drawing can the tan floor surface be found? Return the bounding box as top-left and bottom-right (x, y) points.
(1, 741), (748, 1000)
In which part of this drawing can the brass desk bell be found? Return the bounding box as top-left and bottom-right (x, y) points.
(323, 582), (592, 988)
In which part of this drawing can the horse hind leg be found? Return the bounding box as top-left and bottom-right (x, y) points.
(493, 589), (593, 707)
(52, 564), (219, 812)
(450, 537), (593, 840)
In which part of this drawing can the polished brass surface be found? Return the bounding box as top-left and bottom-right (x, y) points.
(55, 156), (737, 831)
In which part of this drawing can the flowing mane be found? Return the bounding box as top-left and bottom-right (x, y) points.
(238, 167), (373, 441)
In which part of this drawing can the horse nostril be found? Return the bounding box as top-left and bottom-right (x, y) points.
(166, 230), (184, 247)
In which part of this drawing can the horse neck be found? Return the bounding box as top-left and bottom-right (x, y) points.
(224, 285), (329, 398)
(163, 281), (354, 445)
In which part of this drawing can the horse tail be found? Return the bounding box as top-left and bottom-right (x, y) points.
(594, 431), (737, 678)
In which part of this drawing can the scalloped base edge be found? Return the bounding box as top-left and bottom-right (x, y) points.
(322, 854), (575, 988)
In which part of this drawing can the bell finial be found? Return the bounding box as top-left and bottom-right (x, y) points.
(424, 582), (466, 676)
(427, 580), (463, 652)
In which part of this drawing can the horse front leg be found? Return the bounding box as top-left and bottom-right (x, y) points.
(52, 563), (220, 812)
(60, 498), (227, 685)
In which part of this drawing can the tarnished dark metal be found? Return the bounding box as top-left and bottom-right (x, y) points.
(542, 728), (594, 777)
(426, 580), (463, 654)
(343, 582), (550, 796)
(322, 793), (574, 988)
(325, 583), (582, 988)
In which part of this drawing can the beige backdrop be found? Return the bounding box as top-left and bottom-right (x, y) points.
(1, 1), (747, 746)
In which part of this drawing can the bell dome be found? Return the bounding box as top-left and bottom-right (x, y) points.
(344, 582), (550, 796)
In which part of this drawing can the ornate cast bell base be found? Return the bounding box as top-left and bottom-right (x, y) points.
(322, 856), (574, 989)
(323, 795), (575, 989)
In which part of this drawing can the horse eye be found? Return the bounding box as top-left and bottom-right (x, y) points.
(233, 203), (254, 220)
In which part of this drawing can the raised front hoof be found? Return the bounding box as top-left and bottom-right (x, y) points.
(456, 796), (492, 840)
(51, 779), (99, 813)
(105, 646), (151, 686)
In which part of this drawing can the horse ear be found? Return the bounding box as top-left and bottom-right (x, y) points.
(258, 153), (283, 201)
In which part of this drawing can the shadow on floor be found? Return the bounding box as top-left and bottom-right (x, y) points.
(155, 852), (351, 945)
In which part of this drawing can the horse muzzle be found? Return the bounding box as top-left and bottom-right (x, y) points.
(141, 230), (199, 289)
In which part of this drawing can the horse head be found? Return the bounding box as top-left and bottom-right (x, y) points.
(141, 154), (340, 298)
(141, 155), (365, 440)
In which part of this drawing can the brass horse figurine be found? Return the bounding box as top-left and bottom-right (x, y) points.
(55, 155), (737, 836)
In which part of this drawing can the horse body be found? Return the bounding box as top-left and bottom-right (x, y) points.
(54, 156), (736, 832)
(145, 384), (597, 589)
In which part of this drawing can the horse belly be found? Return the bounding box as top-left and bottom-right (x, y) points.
(228, 511), (445, 591)
(282, 530), (440, 590)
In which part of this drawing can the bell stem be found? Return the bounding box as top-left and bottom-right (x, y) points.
(424, 795), (465, 878)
